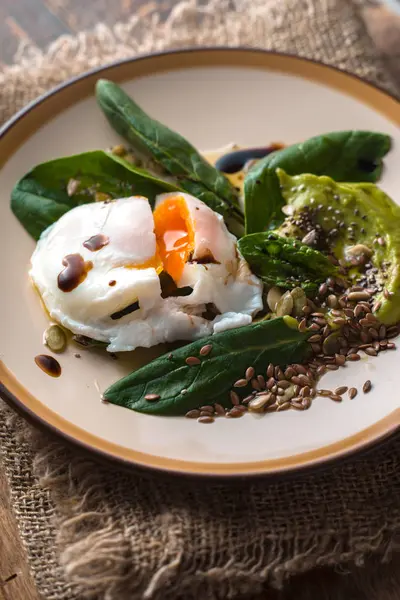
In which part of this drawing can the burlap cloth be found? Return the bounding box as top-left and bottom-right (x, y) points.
(1, 1), (400, 598)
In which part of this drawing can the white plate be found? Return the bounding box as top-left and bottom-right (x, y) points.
(0, 49), (399, 477)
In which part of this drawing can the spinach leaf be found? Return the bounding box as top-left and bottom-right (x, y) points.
(95, 79), (243, 226)
(244, 130), (391, 234)
(104, 317), (312, 416)
(11, 150), (178, 240)
(238, 232), (336, 294)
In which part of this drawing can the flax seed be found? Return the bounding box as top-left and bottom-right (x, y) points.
(234, 379), (248, 388)
(257, 375), (266, 388)
(298, 318), (307, 332)
(200, 410), (214, 417)
(277, 402), (291, 411)
(186, 356), (201, 366)
(334, 386), (348, 395)
(267, 363), (274, 378)
(330, 394), (342, 402)
(145, 394), (160, 401)
(214, 403), (225, 416)
(245, 366), (255, 380)
(185, 409), (200, 418)
(363, 380), (372, 393)
(326, 364), (339, 371)
(335, 354), (346, 366)
(200, 344), (212, 356)
(348, 387), (358, 399)
(200, 405), (214, 412)
(285, 367), (296, 379)
(347, 353), (361, 361)
(198, 416), (214, 424)
(317, 389), (332, 397)
(230, 390), (240, 405)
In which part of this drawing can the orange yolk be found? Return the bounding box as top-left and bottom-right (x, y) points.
(153, 196), (194, 282)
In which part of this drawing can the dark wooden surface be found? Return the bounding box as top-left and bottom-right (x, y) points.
(0, 2), (399, 599)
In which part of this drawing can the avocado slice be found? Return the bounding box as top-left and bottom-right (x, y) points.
(276, 169), (400, 325)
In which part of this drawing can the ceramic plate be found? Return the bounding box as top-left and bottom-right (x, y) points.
(1, 49), (399, 477)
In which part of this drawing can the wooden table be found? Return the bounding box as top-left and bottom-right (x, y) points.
(0, 2), (399, 599)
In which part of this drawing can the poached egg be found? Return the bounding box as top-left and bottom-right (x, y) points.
(30, 193), (263, 352)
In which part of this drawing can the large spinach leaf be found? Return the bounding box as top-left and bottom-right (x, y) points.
(104, 317), (312, 416)
(11, 150), (178, 240)
(95, 79), (243, 226)
(238, 232), (336, 294)
(244, 130), (391, 234)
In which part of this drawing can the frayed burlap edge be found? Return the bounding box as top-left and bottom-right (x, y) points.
(1, 1), (400, 599)
(0, 0), (398, 125)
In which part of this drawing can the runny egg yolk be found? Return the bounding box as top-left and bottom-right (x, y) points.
(153, 196), (194, 282)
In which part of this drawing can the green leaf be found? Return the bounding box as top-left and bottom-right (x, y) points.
(244, 130), (391, 234)
(11, 150), (178, 240)
(104, 317), (312, 416)
(95, 79), (243, 225)
(238, 232), (336, 294)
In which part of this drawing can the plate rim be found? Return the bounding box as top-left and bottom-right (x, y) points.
(1, 47), (399, 479)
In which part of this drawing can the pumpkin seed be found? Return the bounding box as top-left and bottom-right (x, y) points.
(290, 287), (307, 316)
(267, 286), (282, 312)
(43, 325), (67, 353)
(275, 291), (294, 317)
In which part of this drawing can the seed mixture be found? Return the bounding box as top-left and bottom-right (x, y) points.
(177, 277), (398, 424)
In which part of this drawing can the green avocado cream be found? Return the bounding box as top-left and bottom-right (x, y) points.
(276, 169), (400, 325)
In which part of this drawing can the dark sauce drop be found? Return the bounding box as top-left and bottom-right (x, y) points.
(58, 254), (93, 292)
(215, 143), (284, 174)
(35, 354), (62, 378)
(83, 233), (110, 252)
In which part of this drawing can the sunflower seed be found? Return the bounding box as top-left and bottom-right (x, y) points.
(248, 394), (271, 411)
